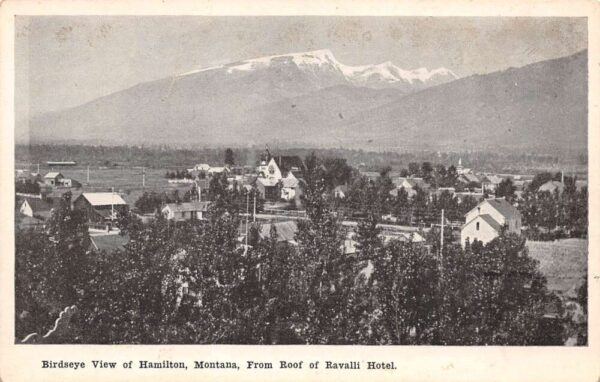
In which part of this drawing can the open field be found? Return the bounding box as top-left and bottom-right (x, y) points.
(31, 166), (196, 206)
(527, 239), (587, 298)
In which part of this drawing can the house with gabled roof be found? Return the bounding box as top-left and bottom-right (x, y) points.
(19, 197), (59, 220)
(538, 180), (565, 194)
(481, 175), (503, 193)
(390, 177), (429, 198)
(461, 198), (521, 247)
(44, 172), (64, 186)
(162, 201), (211, 221)
(73, 192), (129, 224)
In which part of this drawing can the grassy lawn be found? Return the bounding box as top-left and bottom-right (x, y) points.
(527, 238), (587, 298)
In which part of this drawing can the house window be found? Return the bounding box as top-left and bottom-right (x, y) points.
(476, 222), (480, 231)
(477, 207), (481, 214)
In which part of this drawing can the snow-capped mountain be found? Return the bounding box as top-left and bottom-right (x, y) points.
(24, 50), (585, 152)
(180, 49), (458, 89)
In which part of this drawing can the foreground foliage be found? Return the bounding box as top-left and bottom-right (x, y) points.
(15, 160), (573, 345)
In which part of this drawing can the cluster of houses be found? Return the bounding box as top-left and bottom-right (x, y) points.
(16, 170), (82, 195)
(15, 156), (585, 252)
(186, 150), (306, 204)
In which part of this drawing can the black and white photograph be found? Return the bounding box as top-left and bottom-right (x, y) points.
(11, 14), (590, 348)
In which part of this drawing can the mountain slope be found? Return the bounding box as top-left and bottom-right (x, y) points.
(27, 49), (455, 145)
(338, 50), (587, 151)
(25, 50), (586, 152)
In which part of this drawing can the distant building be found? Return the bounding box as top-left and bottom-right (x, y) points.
(481, 175), (503, 193)
(73, 192), (129, 224)
(46, 161), (77, 166)
(161, 201), (211, 221)
(44, 172), (64, 186)
(42, 172), (81, 188)
(390, 177), (429, 198)
(256, 177), (280, 201)
(193, 164), (211, 172)
(259, 157), (284, 180)
(19, 197), (58, 220)
(461, 198), (522, 247)
(334, 184), (348, 199)
(456, 158), (472, 175)
(280, 172), (299, 201)
(538, 180), (565, 194)
(458, 173), (481, 185)
(435, 187), (456, 197)
(208, 166), (230, 176)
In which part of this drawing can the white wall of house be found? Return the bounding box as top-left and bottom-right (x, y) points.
(266, 158), (283, 180)
(281, 187), (296, 201)
(465, 201), (506, 226)
(20, 201), (33, 217)
(162, 206), (203, 221)
(461, 216), (499, 247)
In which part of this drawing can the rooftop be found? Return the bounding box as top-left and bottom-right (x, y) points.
(81, 192), (128, 206)
(163, 201), (211, 213)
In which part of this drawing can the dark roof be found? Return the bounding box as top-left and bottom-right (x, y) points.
(259, 220), (298, 242)
(486, 198), (519, 220)
(23, 197), (55, 213)
(90, 234), (129, 252)
(464, 214), (502, 232)
(479, 214), (503, 232)
(460, 173), (481, 183)
(273, 156), (305, 172)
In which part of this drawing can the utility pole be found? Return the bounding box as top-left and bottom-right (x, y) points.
(36, 163), (40, 174)
(253, 192), (256, 222)
(87, 165), (90, 183)
(111, 187), (115, 222)
(244, 192), (249, 253)
(142, 167), (146, 188)
(440, 209), (444, 277)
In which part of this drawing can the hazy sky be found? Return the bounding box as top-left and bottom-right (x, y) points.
(16, 16), (587, 117)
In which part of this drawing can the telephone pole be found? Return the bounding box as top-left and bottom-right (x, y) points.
(142, 167), (146, 188)
(111, 187), (115, 222)
(244, 193), (250, 252)
(87, 165), (90, 183)
(253, 193), (256, 222)
(440, 209), (445, 277)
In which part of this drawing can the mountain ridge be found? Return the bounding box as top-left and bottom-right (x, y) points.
(23, 50), (586, 152)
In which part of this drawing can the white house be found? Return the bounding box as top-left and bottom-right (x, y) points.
(334, 185), (348, 199)
(259, 157), (283, 180)
(194, 164), (211, 172)
(162, 201), (211, 221)
(43, 172), (64, 186)
(208, 167), (230, 176)
(280, 172), (299, 201)
(19, 197), (56, 220)
(538, 180), (565, 194)
(461, 198), (522, 247)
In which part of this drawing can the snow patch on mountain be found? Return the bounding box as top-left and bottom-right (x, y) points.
(180, 49), (458, 86)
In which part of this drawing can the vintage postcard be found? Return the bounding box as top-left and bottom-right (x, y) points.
(0, 0), (599, 381)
